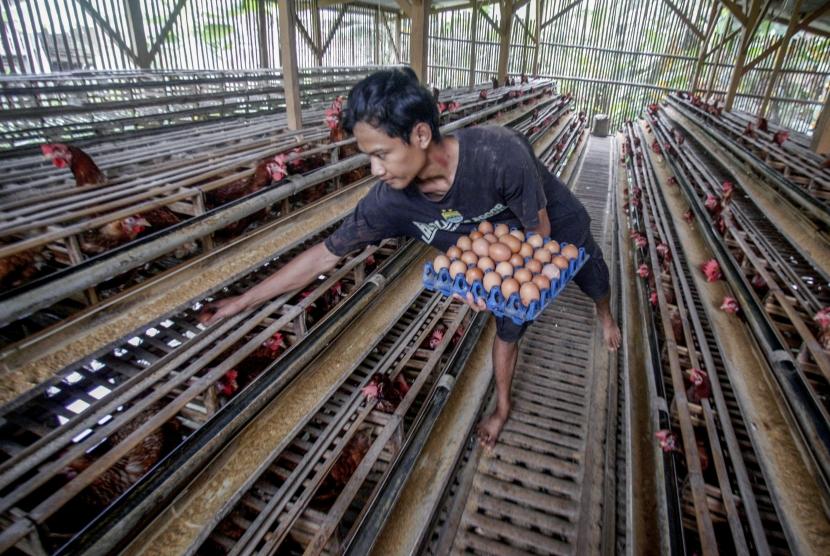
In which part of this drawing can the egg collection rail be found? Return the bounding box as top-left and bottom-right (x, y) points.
(190, 292), (473, 555)
(0, 229), (405, 553)
(622, 120), (790, 555)
(418, 136), (617, 555)
(646, 107), (830, 495)
(0, 82), (560, 349)
(0, 86), (578, 553)
(664, 94), (830, 230)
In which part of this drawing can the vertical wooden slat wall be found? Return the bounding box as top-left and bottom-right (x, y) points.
(0, 0), (827, 132)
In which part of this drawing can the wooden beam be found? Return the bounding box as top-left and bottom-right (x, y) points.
(147, 0), (189, 65)
(744, 2), (830, 74)
(725, 0), (763, 110)
(497, 0), (514, 83)
(719, 0), (748, 25)
(703, 28), (741, 58)
(294, 15), (321, 60)
(660, 0), (705, 40)
(469, 0), (479, 87)
(771, 16), (830, 38)
(706, 20), (733, 94)
(513, 11), (534, 44)
(321, 4), (349, 56)
(374, 5), (380, 63)
(478, 5), (500, 33)
(540, 0), (585, 30)
(395, 0), (413, 17)
(380, 9), (401, 63)
(532, 0), (543, 75)
(311, 0), (323, 65)
(758, 0), (802, 118)
(811, 92), (830, 155)
(124, 0), (150, 67)
(692, 0), (722, 89)
(277, 0), (302, 130)
(410, 0), (430, 81)
(74, 0), (139, 65)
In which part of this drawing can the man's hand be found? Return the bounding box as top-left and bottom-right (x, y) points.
(451, 292), (487, 312)
(198, 296), (248, 326)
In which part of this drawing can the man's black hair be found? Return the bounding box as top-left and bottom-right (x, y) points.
(342, 67), (442, 144)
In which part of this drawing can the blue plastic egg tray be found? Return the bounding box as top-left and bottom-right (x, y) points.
(422, 242), (589, 325)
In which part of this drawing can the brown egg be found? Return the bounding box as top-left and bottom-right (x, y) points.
(495, 261), (514, 278)
(532, 274), (551, 291)
(466, 267), (484, 284)
(477, 256), (495, 272)
(514, 268), (532, 284)
(509, 253), (524, 268)
(483, 233), (498, 243)
(478, 221), (494, 234)
(446, 246), (462, 260)
(501, 278), (520, 299)
(552, 255), (570, 269)
(525, 259), (542, 274)
(457, 236), (472, 251)
(527, 234), (544, 248)
(449, 260), (467, 279)
(482, 271), (502, 292)
(460, 251), (479, 266)
(520, 282), (541, 306)
(542, 263), (561, 280)
(533, 248), (552, 264)
(494, 223), (510, 237)
(469, 230), (484, 240)
(434, 254), (450, 271)
(519, 242), (534, 258)
(472, 237), (491, 257)
(562, 244), (579, 260)
(502, 235), (522, 254)
(489, 242), (512, 262)
(544, 240), (561, 254)
(509, 229), (526, 242)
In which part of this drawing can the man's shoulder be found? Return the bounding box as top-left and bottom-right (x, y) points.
(460, 125), (523, 145)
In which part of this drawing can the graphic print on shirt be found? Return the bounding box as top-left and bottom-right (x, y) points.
(412, 204), (509, 244)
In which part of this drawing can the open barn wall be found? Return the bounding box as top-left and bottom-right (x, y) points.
(1, 1), (828, 133)
(420, 0), (830, 134)
(0, 0), (399, 73)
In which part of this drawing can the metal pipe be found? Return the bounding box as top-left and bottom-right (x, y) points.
(344, 310), (490, 556)
(653, 119), (830, 503)
(53, 242), (427, 556)
(0, 85), (553, 327)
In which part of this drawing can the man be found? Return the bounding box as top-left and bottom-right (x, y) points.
(200, 68), (621, 448)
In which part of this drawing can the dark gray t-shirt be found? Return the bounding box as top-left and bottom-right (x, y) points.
(324, 125), (587, 256)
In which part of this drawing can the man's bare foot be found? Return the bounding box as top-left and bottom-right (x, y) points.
(477, 410), (509, 450)
(602, 316), (622, 351)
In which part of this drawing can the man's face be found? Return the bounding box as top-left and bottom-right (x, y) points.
(353, 122), (430, 190)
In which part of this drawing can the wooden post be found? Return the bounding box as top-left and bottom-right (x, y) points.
(410, 0), (430, 82)
(811, 92), (830, 155)
(758, 0), (802, 118)
(278, 0), (303, 130)
(396, 12), (402, 61)
(469, 0), (478, 87)
(497, 0), (514, 83)
(374, 5), (381, 64)
(691, 0), (721, 90)
(725, 0), (762, 111)
(311, 0), (323, 65)
(532, 0), (543, 76)
(257, 0), (270, 68)
(124, 0), (151, 68)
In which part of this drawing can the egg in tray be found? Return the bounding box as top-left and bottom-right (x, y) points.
(422, 220), (588, 325)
